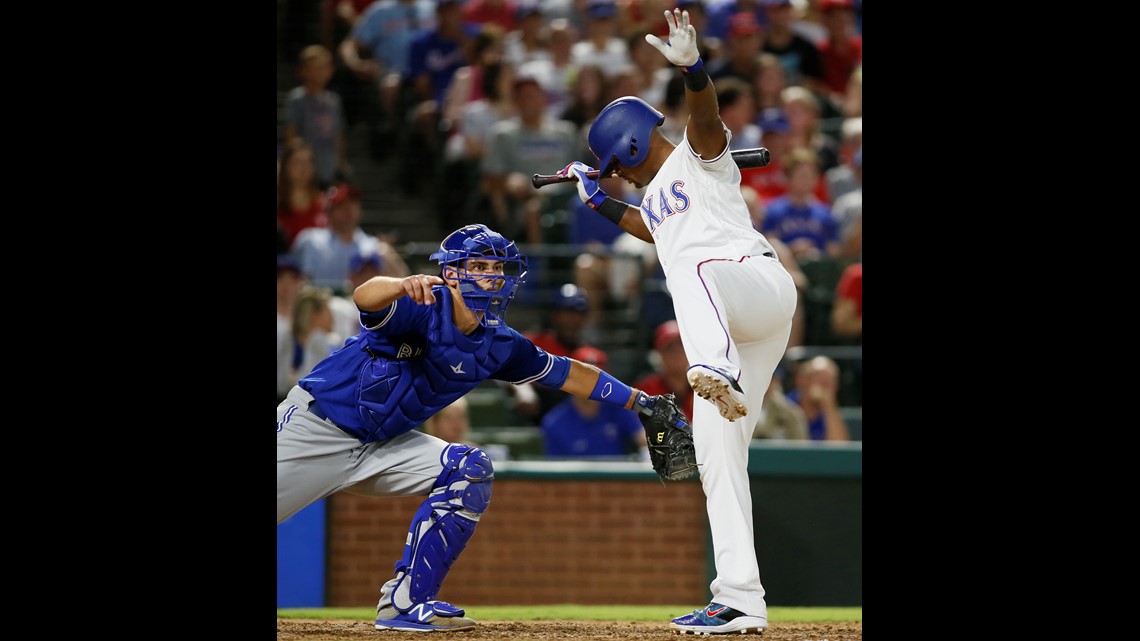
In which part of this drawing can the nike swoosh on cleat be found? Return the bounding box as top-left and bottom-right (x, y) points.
(706, 606), (727, 617)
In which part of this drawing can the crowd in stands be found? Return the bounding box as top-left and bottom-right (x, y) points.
(278, 0), (862, 453)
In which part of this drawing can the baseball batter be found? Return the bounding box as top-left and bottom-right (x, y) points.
(277, 224), (689, 632)
(556, 8), (797, 636)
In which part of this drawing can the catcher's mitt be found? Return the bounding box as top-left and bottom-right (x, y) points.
(636, 392), (698, 482)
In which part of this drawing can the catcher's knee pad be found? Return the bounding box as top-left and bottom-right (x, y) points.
(387, 444), (494, 612)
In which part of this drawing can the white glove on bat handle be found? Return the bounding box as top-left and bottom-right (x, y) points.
(644, 9), (700, 67)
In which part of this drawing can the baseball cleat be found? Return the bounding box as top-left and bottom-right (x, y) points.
(670, 602), (767, 635)
(687, 365), (748, 421)
(374, 600), (477, 632)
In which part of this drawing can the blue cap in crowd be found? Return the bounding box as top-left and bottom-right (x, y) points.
(552, 283), (589, 312)
(349, 249), (384, 273)
(587, 0), (618, 19)
(758, 108), (791, 135)
(517, 0), (542, 17)
(278, 254), (302, 277)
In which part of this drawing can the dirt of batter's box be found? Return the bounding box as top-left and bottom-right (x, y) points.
(277, 618), (863, 640)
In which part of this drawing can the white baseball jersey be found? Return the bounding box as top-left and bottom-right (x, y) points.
(638, 129), (797, 619)
(639, 131), (775, 276)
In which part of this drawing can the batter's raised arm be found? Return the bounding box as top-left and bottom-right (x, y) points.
(645, 8), (727, 160)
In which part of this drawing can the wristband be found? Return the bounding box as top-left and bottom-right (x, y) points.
(633, 390), (656, 416)
(595, 196), (628, 224)
(680, 58), (704, 75)
(682, 63), (709, 92)
(586, 190), (607, 210)
(588, 370), (635, 408)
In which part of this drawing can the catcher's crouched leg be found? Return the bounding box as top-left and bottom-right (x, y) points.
(376, 444), (492, 629)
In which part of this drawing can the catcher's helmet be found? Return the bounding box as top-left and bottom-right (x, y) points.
(588, 96), (664, 173)
(429, 224), (528, 327)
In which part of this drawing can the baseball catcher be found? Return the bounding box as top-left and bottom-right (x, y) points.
(635, 391), (698, 482)
(278, 223), (704, 632)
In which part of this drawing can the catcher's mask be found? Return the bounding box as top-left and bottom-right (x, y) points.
(429, 224), (528, 327)
(588, 96), (664, 175)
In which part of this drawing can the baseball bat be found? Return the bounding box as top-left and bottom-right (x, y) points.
(532, 147), (772, 189)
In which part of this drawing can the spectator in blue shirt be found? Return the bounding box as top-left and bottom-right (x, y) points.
(541, 346), (648, 458)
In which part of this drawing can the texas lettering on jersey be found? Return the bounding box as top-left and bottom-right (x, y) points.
(640, 180), (691, 233)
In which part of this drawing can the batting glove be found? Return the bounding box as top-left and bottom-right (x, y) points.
(559, 161), (607, 210)
(645, 9), (700, 68)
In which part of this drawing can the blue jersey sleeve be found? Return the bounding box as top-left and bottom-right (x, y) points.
(359, 297), (431, 336)
(492, 328), (573, 389)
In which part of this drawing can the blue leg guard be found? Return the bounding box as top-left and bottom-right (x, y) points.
(382, 444), (494, 613)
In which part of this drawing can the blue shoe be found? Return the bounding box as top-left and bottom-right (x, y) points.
(687, 365), (749, 421)
(670, 602), (767, 635)
(374, 600), (477, 632)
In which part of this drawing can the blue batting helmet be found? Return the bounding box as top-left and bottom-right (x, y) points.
(429, 224), (528, 327)
(588, 96), (664, 173)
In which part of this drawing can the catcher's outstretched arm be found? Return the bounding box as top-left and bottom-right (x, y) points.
(555, 358), (695, 481)
(559, 359), (642, 410)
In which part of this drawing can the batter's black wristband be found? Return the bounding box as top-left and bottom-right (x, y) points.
(597, 196), (629, 225)
(682, 66), (709, 92)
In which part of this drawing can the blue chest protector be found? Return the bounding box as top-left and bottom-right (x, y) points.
(300, 287), (568, 443)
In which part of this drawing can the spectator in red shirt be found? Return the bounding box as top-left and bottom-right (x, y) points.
(743, 108), (830, 205)
(831, 261), (861, 340)
(633, 321), (695, 421)
(463, 0), (519, 32)
(277, 138), (329, 247)
(816, 0), (861, 109)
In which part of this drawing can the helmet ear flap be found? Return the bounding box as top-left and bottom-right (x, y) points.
(588, 96), (664, 169)
(600, 155), (618, 176)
